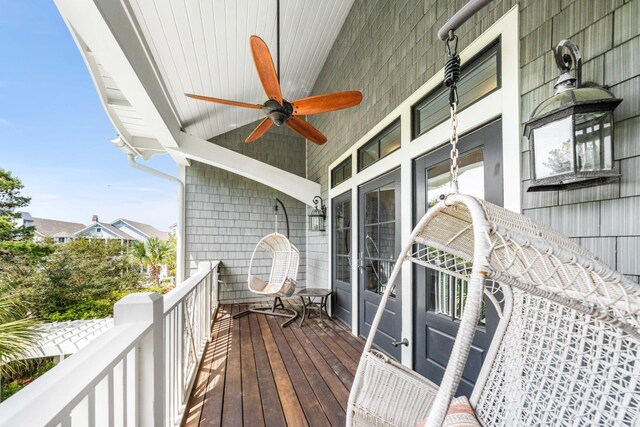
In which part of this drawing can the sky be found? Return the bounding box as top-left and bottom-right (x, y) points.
(0, 1), (178, 230)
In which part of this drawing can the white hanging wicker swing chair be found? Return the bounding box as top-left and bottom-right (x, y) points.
(234, 198), (300, 327)
(347, 8), (640, 426)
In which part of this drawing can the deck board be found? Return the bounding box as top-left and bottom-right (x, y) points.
(183, 304), (364, 426)
(221, 305), (243, 426)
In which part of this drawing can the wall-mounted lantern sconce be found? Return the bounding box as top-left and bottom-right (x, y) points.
(524, 40), (622, 192)
(308, 196), (327, 232)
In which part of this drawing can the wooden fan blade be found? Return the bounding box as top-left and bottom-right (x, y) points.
(249, 36), (283, 105)
(287, 116), (327, 145)
(185, 93), (263, 109)
(245, 118), (273, 142)
(292, 90), (363, 115)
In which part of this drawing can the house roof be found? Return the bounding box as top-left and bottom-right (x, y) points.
(74, 222), (136, 240)
(114, 218), (169, 240)
(32, 217), (86, 238)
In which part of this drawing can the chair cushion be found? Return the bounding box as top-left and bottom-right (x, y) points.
(416, 396), (480, 427)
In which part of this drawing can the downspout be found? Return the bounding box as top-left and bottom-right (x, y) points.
(126, 154), (186, 285)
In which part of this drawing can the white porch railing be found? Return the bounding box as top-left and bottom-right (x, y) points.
(0, 261), (220, 427)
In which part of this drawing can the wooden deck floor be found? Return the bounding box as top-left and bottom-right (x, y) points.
(183, 304), (364, 427)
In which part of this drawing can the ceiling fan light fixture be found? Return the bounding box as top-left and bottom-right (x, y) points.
(270, 111), (288, 126)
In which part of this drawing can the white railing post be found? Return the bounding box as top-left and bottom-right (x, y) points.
(199, 261), (213, 341)
(114, 292), (165, 426)
(212, 264), (219, 312)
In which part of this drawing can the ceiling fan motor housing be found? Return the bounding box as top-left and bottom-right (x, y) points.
(263, 99), (293, 126)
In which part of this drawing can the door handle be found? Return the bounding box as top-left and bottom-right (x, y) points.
(391, 338), (409, 347)
(357, 251), (365, 271)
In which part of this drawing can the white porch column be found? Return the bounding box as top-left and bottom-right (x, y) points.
(114, 293), (165, 426)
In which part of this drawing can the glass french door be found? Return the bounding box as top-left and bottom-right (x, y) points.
(332, 191), (352, 326)
(413, 119), (503, 396)
(358, 169), (402, 359)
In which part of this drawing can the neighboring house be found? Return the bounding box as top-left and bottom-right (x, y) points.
(74, 215), (136, 243)
(22, 213), (170, 244)
(21, 212), (171, 279)
(111, 218), (170, 242)
(19, 213), (85, 244)
(16, 211), (34, 229)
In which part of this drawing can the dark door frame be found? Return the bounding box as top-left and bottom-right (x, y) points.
(412, 118), (504, 396)
(331, 190), (353, 326)
(358, 168), (402, 359)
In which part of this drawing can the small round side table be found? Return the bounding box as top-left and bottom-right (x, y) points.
(295, 288), (332, 326)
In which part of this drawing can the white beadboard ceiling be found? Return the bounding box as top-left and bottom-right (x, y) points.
(127, 0), (355, 141)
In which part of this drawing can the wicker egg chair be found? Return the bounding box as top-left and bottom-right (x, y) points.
(233, 232), (300, 327)
(347, 193), (640, 427)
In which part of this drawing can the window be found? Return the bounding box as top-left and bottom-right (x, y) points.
(96, 227), (102, 233)
(358, 120), (401, 171)
(413, 39), (501, 138)
(331, 156), (352, 188)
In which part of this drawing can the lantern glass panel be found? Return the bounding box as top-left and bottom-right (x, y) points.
(533, 116), (574, 179)
(574, 111), (613, 172)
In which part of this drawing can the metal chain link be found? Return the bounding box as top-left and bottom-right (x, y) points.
(444, 32), (461, 194)
(449, 100), (459, 193)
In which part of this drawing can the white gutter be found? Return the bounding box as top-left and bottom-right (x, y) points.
(124, 150), (186, 285)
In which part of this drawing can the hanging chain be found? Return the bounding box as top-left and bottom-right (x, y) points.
(444, 31), (461, 193)
(449, 102), (459, 192)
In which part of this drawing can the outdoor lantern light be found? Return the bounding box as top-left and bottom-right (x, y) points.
(524, 39), (622, 192)
(308, 196), (327, 232)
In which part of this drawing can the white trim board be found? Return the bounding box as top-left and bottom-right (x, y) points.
(323, 6), (521, 368)
(176, 132), (320, 206)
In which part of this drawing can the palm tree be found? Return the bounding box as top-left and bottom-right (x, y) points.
(130, 237), (173, 286)
(0, 294), (38, 379)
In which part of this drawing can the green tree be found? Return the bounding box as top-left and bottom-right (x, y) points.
(0, 170), (42, 386)
(166, 234), (177, 278)
(0, 293), (38, 379)
(0, 169), (34, 241)
(19, 238), (141, 321)
(130, 237), (173, 286)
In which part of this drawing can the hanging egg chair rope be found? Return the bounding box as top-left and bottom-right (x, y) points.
(444, 30), (461, 193)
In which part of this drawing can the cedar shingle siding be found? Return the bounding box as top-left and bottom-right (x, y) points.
(305, 0), (640, 286)
(185, 122), (307, 303)
(185, 0), (640, 302)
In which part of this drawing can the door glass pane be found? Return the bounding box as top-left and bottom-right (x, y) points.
(343, 200), (351, 226)
(363, 182), (397, 298)
(365, 191), (379, 224)
(379, 186), (396, 222)
(379, 223), (395, 260)
(337, 256), (350, 283)
(365, 225), (379, 257)
(366, 259), (379, 293)
(425, 150), (486, 326)
(379, 260), (396, 298)
(334, 198), (351, 285)
(427, 148), (484, 207)
(336, 230), (346, 255)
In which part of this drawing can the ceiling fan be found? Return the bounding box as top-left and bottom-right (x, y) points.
(185, 3), (362, 145)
